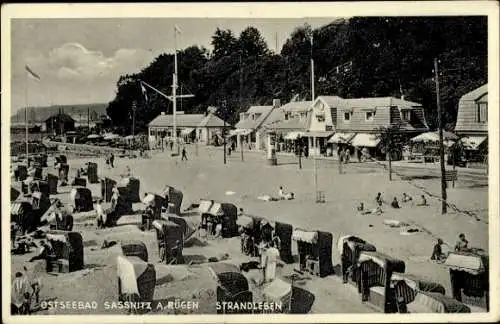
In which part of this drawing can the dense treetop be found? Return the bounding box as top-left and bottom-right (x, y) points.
(107, 17), (487, 134)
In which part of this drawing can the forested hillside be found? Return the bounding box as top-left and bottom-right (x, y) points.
(107, 16), (487, 133)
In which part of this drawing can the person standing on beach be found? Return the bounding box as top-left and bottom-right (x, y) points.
(109, 153), (115, 168)
(181, 147), (188, 161)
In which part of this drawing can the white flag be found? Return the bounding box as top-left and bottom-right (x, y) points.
(25, 65), (41, 81)
(140, 82), (148, 102)
(174, 25), (182, 34)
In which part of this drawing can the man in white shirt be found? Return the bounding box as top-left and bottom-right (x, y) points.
(11, 272), (31, 314)
(278, 186), (285, 200)
(95, 199), (106, 229)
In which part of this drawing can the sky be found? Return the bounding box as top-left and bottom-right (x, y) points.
(10, 17), (335, 114)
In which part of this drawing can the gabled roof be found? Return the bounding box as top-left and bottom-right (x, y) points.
(149, 114), (205, 128)
(317, 96), (343, 108)
(339, 97), (422, 110)
(198, 113), (227, 127)
(265, 118), (307, 131)
(235, 118), (258, 130)
(460, 84), (488, 102)
(246, 105), (273, 115)
(281, 101), (313, 113)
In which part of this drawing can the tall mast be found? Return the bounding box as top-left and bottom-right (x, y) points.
(172, 26), (178, 154)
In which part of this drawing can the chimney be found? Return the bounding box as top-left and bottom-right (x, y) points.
(273, 99), (281, 108)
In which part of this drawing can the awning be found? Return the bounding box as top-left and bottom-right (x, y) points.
(411, 131), (458, 143)
(236, 215), (253, 228)
(328, 132), (356, 144)
(292, 229), (318, 244)
(443, 252), (486, 275)
(351, 133), (381, 147)
(460, 136), (487, 150)
(284, 131), (303, 140)
(300, 131), (334, 138)
(198, 199), (214, 214)
(46, 233), (67, 243)
(228, 129), (252, 137)
(181, 128), (195, 136)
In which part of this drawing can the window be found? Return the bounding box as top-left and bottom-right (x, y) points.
(477, 103), (488, 122)
(401, 110), (411, 121)
(316, 114), (325, 122)
(285, 113), (289, 121)
(365, 111), (374, 121)
(344, 112), (351, 121)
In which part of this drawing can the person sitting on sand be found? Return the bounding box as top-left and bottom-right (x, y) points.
(29, 240), (53, 263)
(454, 233), (469, 252)
(402, 193), (413, 203)
(283, 192), (295, 200)
(357, 202), (365, 212)
(431, 238), (446, 262)
(238, 208), (244, 217)
(391, 197), (401, 209)
(416, 195), (428, 206)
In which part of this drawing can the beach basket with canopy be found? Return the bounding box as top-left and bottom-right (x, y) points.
(338, 235), (376, 284)
(11, 199), (34, 234)
(46, 230), (84, 273)
(391, 273), (446, 307)
(121, 240), (149, 262)
(275, 222), (294, 264)
(70, 187), (93, 212)
(121, 177), (141, 203)
(116, 255), (156, 308)
(357, 251), (406, 313)
(443, 251), (489, 310)
(208, 262), (252, 314)
(152, 220), (183, 264)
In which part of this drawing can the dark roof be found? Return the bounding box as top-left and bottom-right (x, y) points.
(45, 113), (75, 123)
(149, 114), (205, 127)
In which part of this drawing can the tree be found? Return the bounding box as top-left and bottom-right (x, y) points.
(375, 123), (405, 181)
(211, 28), (238, 60)
(237, 26), (269, 59)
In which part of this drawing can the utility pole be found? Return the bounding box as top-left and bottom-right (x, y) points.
(132, 101), (137, 136)
(310, 31), (315, 102)
(434, 58), (447, 214)
(222, 99), (227, 165)
(239, 52), (244, 162)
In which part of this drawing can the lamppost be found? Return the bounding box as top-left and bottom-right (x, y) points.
(298, 135), (302, 169)
(222, 99), (228, 165)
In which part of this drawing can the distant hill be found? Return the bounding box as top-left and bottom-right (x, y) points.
(10, 103), (108, 124)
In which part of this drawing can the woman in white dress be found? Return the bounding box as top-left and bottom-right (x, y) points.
(264, 241), (280, 282)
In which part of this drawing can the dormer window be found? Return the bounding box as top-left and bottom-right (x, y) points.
(401, 110), (411, 121)
(344, 112), (351, 121)
(365, 111), (374, 121)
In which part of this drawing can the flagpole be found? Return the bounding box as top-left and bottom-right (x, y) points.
(173, 26), (179, 155)
(25, 70), (29, 163)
